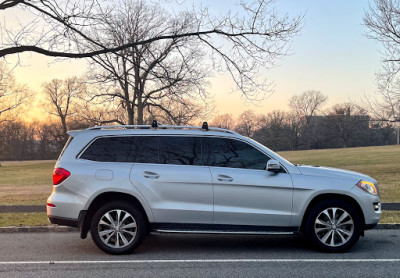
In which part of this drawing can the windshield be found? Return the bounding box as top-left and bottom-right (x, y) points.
(245, 137), (295, 166)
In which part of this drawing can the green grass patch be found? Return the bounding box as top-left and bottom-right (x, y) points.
(0, 160), (54, 205)
(0, 212), (49, 227)
(0, 160), (54, 186)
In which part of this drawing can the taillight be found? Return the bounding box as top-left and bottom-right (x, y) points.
(53, 168), (71, 185)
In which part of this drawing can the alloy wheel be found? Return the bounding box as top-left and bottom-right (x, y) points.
(314, 207), (354, 247)
(97, 209), (137, 249)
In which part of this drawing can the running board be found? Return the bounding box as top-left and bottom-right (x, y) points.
(150, 223), (299, 235)
(153, 229), (295, 235)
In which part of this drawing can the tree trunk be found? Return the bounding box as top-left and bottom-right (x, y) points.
(126, 103), (134, 125)
(137, 95), (144, 125)
(61, 116), (68, 142)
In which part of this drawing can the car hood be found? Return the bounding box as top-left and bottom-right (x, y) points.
(296, 165), (376, 183)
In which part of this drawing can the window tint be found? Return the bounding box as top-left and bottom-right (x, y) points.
(134, 136), (159, 164)
(207, 138), (270, 170)
(80, 137), (135, 162)
(159, 137), (202, 165)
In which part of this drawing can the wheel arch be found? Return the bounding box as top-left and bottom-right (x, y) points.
(300, 193), (365, 233)
(80, 191), (151, 239)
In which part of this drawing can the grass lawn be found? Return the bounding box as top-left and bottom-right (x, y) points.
(0, 145), (399, 226)
(0, 212), (49, 227)
(0, 160), (55, 205)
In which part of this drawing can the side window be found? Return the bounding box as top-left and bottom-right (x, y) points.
(134, 136), (159, 163)
(80, 137), (135, 162)
(208, 138), (270, 170)
(159, 137), (202, 165)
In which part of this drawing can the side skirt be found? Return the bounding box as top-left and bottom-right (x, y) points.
(151, 223), (300, 235)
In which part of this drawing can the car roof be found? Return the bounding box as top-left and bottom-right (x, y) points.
(68, 125), (242, 139)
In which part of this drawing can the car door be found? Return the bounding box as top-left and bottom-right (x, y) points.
(206, 137), (293, 227)
(130, 136), (213, 224)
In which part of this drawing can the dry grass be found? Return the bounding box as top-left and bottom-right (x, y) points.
(380, 211), (400, 224)
(0, 212), (49, 227)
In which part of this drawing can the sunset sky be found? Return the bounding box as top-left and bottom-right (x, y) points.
(3, 0), (382, 121)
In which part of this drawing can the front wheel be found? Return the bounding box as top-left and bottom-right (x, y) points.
(304, 199), (362, 252)
(90, 201), (147, 255)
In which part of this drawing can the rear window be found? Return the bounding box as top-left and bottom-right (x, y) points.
(159, 136), (202, 165)
(80, 137), (136, 162)
(79, 136), (202, 165)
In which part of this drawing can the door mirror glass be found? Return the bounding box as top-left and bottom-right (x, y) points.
(266, 159), (281, 173)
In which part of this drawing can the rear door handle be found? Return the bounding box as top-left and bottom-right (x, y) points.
(144, 171), (160, 179)
(217, 174), (233, 182)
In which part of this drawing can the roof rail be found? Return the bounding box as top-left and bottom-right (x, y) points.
(85, 124), (238, 135)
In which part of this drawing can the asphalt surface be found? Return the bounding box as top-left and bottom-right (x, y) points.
(1, 203), (400, 213)
(0, 229), (399, 278)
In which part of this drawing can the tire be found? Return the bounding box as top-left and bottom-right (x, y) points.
(90, 201), (147, 255)
(304, 199), (362, 252)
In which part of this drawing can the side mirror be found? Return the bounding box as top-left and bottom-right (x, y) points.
(266, 159), (281, 173)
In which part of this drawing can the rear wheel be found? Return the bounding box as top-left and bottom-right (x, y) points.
(90, 201), (147, 254)
(304, 199), (362, 252)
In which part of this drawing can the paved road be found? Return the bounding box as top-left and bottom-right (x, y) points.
(0, 229), (399, 278)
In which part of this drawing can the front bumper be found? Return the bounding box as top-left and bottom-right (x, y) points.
(350, 186), (381, 226)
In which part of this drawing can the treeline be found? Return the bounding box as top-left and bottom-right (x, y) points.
(211, 101), (396, 152)
(0, 102), (396, 161)
(0, 120), (91, 161)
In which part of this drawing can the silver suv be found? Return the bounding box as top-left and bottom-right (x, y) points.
(47, 122), (381, 254)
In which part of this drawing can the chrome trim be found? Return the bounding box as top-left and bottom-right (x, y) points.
(154, 229), (295, 235)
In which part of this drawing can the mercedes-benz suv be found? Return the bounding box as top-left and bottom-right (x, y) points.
(47, 122), (381, 254)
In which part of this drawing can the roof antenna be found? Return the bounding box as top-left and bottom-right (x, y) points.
(151, 120), (158, 128)
(202, 121), (209, 131)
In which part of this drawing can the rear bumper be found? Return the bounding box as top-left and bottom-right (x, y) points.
(48, 210), (86, 228)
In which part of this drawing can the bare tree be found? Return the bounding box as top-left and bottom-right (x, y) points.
(364, 0), (400, 80)
(235, 110), (259, 137)
(285, 112), (303, 150)
(85, 1), (211, 125)
(0, 61), (29, 123)
(363, 0), (400, 143)
(77, 101), (127, 126)
(324, 103), (370, 148)
(42, 77), (84, 139)
(210, 114), (236, 130)
(0, 120), (35, 160)
(144, 98), (213, 126)
(289, 90), (328, 148)
(254, 110), (292, 151)
(1, 0), (303, 101)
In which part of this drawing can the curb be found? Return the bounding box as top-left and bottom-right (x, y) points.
(0, 224), (399, 233)
(374, 223), (400, 229)
(0, 225), (79, 233)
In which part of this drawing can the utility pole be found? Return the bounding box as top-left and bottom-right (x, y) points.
(397, 126), (400, 145)
(389, 118), (400, 145)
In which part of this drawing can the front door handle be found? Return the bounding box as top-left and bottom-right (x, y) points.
(217, 174), (233, 182)
(144, 171), (160, 179)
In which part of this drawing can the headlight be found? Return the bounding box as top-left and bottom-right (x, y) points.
(356, 180), (377, 195)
